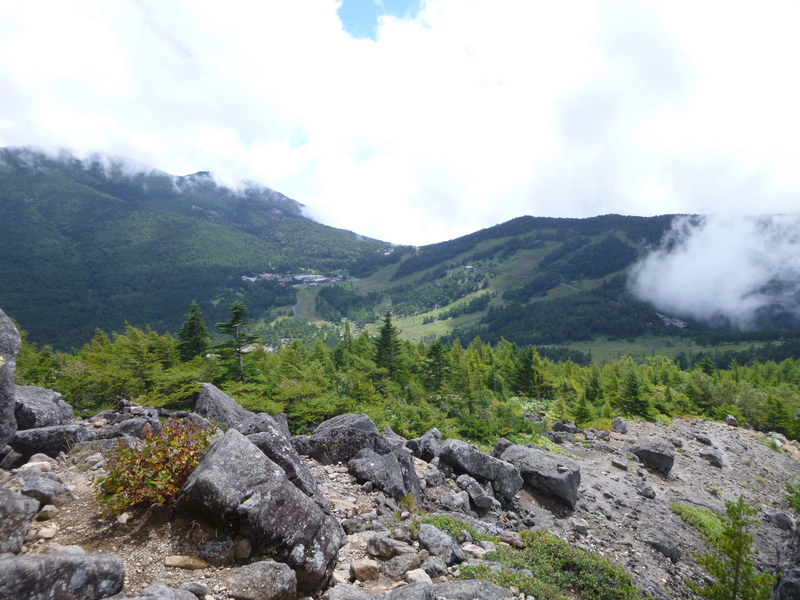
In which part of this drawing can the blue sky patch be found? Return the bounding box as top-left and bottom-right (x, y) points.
(337, 0), (420, 40)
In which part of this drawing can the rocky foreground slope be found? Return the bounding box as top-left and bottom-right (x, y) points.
(1, 311), (800, 600)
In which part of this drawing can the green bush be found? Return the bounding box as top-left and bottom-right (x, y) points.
(671, 502), (727, 542)
(787, 482), (800, 512)
(97, 419), (212, 514)
(461, 529), (642, 600)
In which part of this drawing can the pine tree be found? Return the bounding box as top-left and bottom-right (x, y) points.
(215, 301), (259, 383)
(374, 310), (402, 379)
(176, 301), (210, 362)
(690, 495), (775, 600)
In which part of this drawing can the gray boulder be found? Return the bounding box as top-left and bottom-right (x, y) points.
(349, 448), (408, 501)
(133, 583), (197, 600)
(0, 308), (21, 448)
(386, 582), (435, 600)
(247, 418), (332, 514)
(19, 471), (73, 506)
(99, 415), (162, 440)
(12, 424), (97, 458)
(612, 417), (628, 434)
(775, 568), (800, 600)
(222, 560), (297, 600)
(699, 448), (724, 468)
(0, 487), (39, 553)
(725, 414), (739, 427)
(0, 553), (125, 599)
(297, 414), (393, 465)
(193, 382), (253, 429)
(380, 552), (421, 580)
(14, 385), (71, 430)
(631, 440), (675, 475)
(500, 444), (581, 510)
(417, 524), (464, 566)
(433, 580), (511, 600)
(438, 439), (522, 501)
(407, 428), (442, 462)
(642, 528), (682, 563)
(456, 474), (499, 510)
(180, 429), (344, 593)
(767, 511), (796, 531)
(366, 534), (416, 559)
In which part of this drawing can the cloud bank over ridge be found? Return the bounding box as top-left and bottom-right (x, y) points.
(629, 215), (800, 330)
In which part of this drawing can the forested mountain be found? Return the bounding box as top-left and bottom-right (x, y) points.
(313, 214), (684, 348)
(0, 147), (395, 349)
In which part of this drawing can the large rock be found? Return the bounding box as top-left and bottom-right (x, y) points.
(349, 447), (422, 502)
(12, 424), (97, 458)
(407, 428), (442, 462)
(247, 415), (332, 514)
(349, 448), (408, 501)
(500, 444), (581, 510)
(433, 580), (512, 600)
(631, 439), (675, 475)
(0, 308), (21, 448)
(0, 487), (39, 554)
(222, 560), (297, 600)
(132, 583), (197, 600)
(14, 385), (71, 430)
(438, 439), (522, 501)
(417, 524), (465, 566)
(193, 383), (254, 429)
(0, 553), (125, 599)
(296, 414), (394, 465)
(181, 429), (344, 593)
(99, 415), (162, 440)
(18, 470), (73, 506)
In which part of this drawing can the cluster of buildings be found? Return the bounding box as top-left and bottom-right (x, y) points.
(655, 313), (688, 328)
(241, 273), (351, 287)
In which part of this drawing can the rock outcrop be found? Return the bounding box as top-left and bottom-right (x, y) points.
(180, 429), (345, 593)
(0, 552), (125, 600)
(437, 439), (522, 502)
(0, 308), (21, 448)
(499, 444), (581, 510)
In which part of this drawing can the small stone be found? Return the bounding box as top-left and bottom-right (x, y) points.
(116, 512), (132, 525)
(36, 504), (59, 521)
(233, 537), (252, 560)
(462, 543), (487, 559)
(165, 555), (210, 570)
(405, 568), (433, 584)
(611, 458), (629, 471)
(351, 558), (380, 581)
(37, 526), (58, 539)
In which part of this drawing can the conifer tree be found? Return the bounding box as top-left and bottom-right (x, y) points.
(177, 301), (210, 362)
(215, 301), (259, 383)
(374, 310), (402, 379)
(690, 495), (775, 600)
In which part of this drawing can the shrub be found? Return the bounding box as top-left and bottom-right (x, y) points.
(787, 482), (800, 512)
(689, 495), (775, 600)
(97, 419), (213, 514)
(461, 529), (642, 600)
(671, 503), (727, 542)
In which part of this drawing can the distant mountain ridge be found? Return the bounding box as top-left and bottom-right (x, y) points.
(0, 146), (393, 349)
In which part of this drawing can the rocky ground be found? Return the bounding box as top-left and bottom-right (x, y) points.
(3, 414), (799, 600)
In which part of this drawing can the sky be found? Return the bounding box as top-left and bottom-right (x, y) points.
(2, 1), (800, 246)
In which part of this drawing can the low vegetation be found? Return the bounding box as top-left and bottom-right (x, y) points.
(460, 529), (643, 600)
(97, 419), (213, 514)
(671, 503), (727, 542)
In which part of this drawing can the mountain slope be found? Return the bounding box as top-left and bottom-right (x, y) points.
(0, 147), (393, 349)
(302, 214), (681, 348)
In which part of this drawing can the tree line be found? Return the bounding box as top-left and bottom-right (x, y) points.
(14, 304), (800, 447)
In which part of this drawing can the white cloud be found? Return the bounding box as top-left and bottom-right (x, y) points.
(629, 215), (800, 329)
(2, 1), (800, 245)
